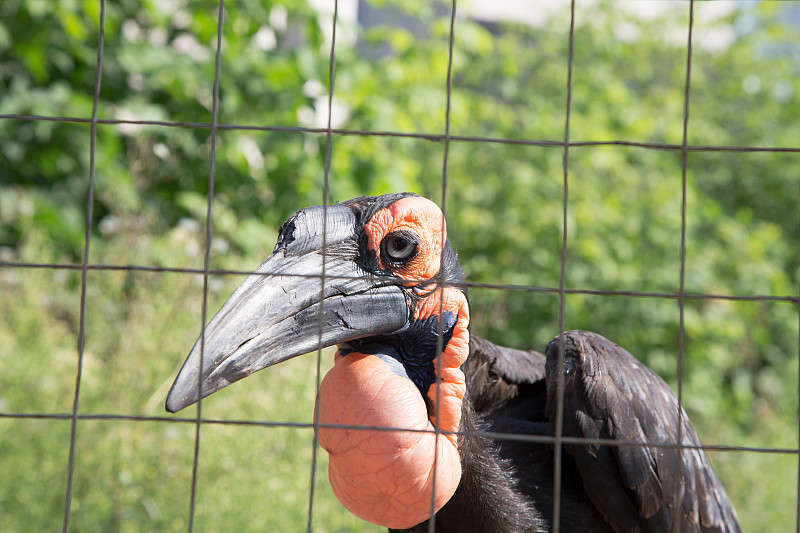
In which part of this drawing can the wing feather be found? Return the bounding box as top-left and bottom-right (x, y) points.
(545, 331), (741, 533)
(464, 335), (546, 415)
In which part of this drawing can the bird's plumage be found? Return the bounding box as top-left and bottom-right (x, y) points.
(166, 193), (741, 533)
(428, 332), (741, 533)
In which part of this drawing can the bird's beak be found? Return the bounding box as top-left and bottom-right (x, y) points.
(165, 204), (409, 413)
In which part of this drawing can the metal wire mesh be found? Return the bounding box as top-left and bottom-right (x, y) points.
(0, 0), (798, 532)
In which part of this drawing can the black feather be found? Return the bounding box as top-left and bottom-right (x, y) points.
(392, 331), (741, 532)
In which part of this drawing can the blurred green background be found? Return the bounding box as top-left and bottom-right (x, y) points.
(1, 0), (798, 531)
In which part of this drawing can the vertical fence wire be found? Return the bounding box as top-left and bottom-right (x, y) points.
(551, 1), (577, 531)
(306, 0), (340, 530)
(186, 1), (227, 531)
(62, 2), (106, 531)
(793, 16), (800, 519)
(673, 2), (695, 531)
(427, 1), (459, 531)
(0, 1), (797, 532)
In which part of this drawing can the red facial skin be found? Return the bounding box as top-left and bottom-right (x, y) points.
(316, 197), (469, 528)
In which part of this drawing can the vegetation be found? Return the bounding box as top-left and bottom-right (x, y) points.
(1, 1), (798, 531)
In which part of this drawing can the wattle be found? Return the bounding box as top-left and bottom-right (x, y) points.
(316, 352), (462, 529)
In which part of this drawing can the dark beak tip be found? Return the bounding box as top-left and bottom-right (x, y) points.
(165, 384), (196, 413)
(164, 399), (180, 413)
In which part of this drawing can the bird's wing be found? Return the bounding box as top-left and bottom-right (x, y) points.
(464, 335), (546, 415)
(545, 330), (741, 533)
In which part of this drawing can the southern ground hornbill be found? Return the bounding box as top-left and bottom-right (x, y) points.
(166, 192), (741, 532)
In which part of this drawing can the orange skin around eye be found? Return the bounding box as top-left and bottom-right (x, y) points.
(365, 196), (445, 283)
(315, 197), (470, 528)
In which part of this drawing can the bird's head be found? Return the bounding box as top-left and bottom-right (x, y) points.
(167, 193), (470, 527)
(165, 192), (469, 414)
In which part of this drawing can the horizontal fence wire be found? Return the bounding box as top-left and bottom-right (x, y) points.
(3, 112), (800, 153)
(2, 261), (797, 305)
(0, 412), (798, 456)
(0, 1), (798, 532)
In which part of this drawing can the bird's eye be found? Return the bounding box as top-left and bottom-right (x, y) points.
(382, 231), (419, 265)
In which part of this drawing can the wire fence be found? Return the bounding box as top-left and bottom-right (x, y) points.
(1, 0), (798, 532)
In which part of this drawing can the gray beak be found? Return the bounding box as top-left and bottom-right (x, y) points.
(165, 204), (409, 413)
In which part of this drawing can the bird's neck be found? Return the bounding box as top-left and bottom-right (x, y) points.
(316, 296), (470, 529)
(400, 399), (547, 533)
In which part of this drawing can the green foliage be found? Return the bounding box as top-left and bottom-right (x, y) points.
(1, 1), (798, 532)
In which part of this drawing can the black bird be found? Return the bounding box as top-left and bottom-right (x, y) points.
(166, 192), (741, 532)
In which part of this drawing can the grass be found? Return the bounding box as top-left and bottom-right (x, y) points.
(0, 223), (795, 532)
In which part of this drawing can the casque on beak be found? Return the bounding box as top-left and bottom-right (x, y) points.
(165, 204), (409, 413)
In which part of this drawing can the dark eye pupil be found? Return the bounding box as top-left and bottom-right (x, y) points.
(384, 233), (417, 263)
(391, 237), (408, 252)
